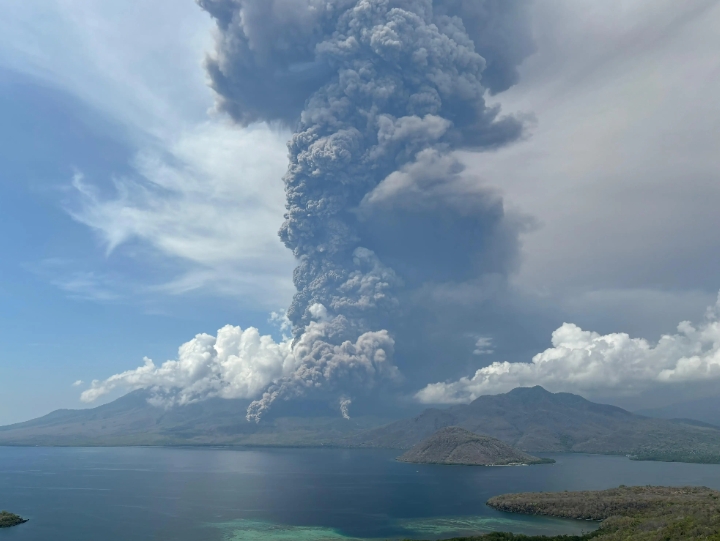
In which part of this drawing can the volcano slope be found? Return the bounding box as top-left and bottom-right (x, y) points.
(0, 389), (390, 447)
(351, 386), (720, 463)
(4, 386), (720, 464)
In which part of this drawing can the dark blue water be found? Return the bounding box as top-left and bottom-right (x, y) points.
(1, 447), (719, 541)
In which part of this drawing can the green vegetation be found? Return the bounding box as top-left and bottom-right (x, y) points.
(481, 486), (720, 540)
(409, 486), (720, 540)
(0, 511), (28, 528)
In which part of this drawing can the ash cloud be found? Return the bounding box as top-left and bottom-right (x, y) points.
(83, 0), (536, 419)
(339, 396), (352, 419)
(198, 0), (533, 125)
(81, 314), (398, 419)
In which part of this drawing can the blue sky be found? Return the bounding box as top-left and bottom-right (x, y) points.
(0, 0), (295, 422)
(1, 0), (720, 424)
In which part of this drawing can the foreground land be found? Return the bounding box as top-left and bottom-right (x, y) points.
(476, 486), (720, 540)
(0, 511), (28, 528)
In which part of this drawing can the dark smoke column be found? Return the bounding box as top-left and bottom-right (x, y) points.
(197, 0), (534, 421)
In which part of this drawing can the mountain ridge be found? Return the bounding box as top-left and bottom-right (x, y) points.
(637, 394), (720, 427)
(3, 386), (720, 464)
(347, 386), (720, 462)
(0, 390), (391, 447)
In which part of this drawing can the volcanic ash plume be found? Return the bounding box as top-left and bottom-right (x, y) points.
(340, 397), (353, 420)
(83, 0), (535, 420)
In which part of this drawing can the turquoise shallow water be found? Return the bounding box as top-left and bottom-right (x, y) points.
(394, 515), (595, 538)
(1, 446), (719, 540)
(209, 515), (595, 541)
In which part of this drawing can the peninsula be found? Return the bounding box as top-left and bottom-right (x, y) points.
(0, 511), (28, 528)
(484, 485), (720, 540)
(398, 427), (554, 466)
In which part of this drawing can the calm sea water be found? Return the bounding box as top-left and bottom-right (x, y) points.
(1, 447), (720, 541)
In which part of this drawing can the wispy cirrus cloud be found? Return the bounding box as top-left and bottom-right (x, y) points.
(1, 0), (296, 308)
(67, 120), (295, 307)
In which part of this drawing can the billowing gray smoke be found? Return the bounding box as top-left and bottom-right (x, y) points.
(197, 0), (535, 421)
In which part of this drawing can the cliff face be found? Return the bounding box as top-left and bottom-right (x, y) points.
(397, 427), (552, 466)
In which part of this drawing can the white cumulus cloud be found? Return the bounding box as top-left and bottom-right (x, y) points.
(417, 293), (720, 404)
(82, 305), (399, 421)
(81, 324), (295, 405)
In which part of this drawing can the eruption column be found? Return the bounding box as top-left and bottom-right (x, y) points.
(202, 0), (533, 420)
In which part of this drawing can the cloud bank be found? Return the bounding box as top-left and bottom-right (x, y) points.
(82, 305), (397, 417)
(417, 294), (720, 404)
(81, 324), (294, 404)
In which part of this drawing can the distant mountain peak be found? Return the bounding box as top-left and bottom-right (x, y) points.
(352, 386), (720, 463)
(509, 385), (550, 394)
(506, 385), (552, 397)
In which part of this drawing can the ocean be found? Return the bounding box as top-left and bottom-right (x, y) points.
(1, 446), (719, 540)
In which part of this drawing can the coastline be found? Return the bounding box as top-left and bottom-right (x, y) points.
(0, 511), (28, 528)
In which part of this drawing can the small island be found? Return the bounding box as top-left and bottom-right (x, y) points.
(0, 511), (28, 528)
(397, 426), (554, 466)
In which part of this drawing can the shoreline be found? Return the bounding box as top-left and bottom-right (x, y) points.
(0, 511), (28, 528)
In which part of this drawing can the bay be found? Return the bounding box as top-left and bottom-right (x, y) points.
(1, 446), (719, 540)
